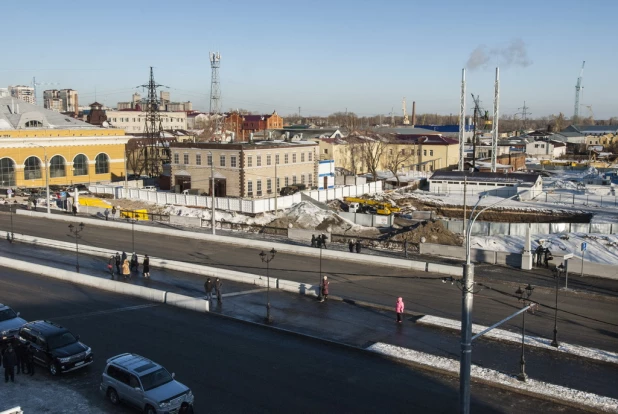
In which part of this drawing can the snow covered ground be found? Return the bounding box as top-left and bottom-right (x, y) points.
(368, 342), (618, 413)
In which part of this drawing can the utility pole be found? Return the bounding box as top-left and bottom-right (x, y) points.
(491, 67), (500, 173)
(458, 69), (466, 171)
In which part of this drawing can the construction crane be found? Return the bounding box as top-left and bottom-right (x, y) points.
(343, 197), (401, 215)
(582, 104), (594, 121)
(32, 77), (60, 106)
(573, 61), (585, 124)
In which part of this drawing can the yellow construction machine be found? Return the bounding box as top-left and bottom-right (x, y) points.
(343, 197), (400, 215)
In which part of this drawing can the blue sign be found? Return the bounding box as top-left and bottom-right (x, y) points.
(581, 242), (587, 252)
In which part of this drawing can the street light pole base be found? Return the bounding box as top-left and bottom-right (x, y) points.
(516, 372), (528, 382)
(551, 340), (559, 348)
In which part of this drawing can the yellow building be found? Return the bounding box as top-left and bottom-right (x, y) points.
(0, 97), (131, 188)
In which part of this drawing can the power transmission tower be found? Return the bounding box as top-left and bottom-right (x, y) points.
(517, 101), (531, 131)
(138, 67), (168, 178)
(209, 52), (222, 135)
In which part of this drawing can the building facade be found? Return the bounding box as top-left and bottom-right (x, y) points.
(0, 97), (130, 188)
(43, 89), (78, 115)
(169, 141), (318, 198)
(106, 110), (187, 133)
(9, 85), (35, 105)
(242, 112), (284, 133)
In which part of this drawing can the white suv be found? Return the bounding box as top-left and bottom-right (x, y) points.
(100, 353), (194, 414)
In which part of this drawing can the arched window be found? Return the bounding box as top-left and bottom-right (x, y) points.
(0, 158), (16, 187)
(24, 156), (42, 180)
(73, 154), (88, 176)
(95, 153), (109, 174)
(25, 120), (43, 127)
(49, 155), (66, 178)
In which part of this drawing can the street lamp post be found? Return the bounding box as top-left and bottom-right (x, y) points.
(208, 151), (215, 235)
(30, 143), (51, 214)
(551, 264), (564, 347)
(515, 284), (534, 382)
(68, 222), (85, 273)
(460, 192), (521, 414)
(8, 201), (15, 242)
(126, 216), (137, 252)
(259, 248), (276, 323)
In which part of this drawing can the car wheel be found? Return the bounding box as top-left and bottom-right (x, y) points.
(144, 404), (156, 414)
(107, 388), (120, 405)
(49, 362), (59, 376)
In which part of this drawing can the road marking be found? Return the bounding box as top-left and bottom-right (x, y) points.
(52, 304), (160, 321)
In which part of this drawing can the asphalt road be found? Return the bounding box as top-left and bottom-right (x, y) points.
(1, 212), (617, 355)
(0, 266), (587, 413)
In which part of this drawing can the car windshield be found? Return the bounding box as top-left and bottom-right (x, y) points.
(140, 368), (173, 391)
(48, 332), (78, 349)
(0, 308), (17, 322)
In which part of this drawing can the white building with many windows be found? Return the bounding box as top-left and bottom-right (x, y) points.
(106, 110), (187, 133)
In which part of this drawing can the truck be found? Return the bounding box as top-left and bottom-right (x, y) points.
(343, 197), (400, 215)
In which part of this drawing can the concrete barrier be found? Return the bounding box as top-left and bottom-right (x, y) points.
(426, 263), (462, 276)
(165, 292), (209, 312)
(288, 228), (328, 242)
(169, 215), (202, 227)
(15, 210), (458, 274)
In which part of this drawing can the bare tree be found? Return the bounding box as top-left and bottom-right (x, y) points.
(359, 137), (387, 181)
(384, 145), (415, 187)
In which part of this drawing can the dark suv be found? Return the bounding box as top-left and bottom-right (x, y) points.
(17, 320), (93, 376)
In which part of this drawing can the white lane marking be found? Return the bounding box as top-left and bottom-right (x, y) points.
(52, 304), (160, 321)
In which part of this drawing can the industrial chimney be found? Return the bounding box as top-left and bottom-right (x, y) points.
(412, 101), (416, 126)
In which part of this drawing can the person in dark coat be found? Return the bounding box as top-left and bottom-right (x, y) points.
(311, 235), (317, 248)
(179, 402), (194, 414)
(320, 276), (329, 302)
(3, 344), (17, 382)
(348, 240), (354, 252)
(534, 245), (543, 267)
(122, 251), (127, 262)
(215, 278), (223, 304)
(321, 234), (328, 249)
(355, 240), (362, 253)
(15, 342), (28, 375)
(142, 255), (150, 278)
(72, 204), (77, 216)
(25, 344), (35, 376)
(115, 252), (122, 275)
(130, 252), (138, 272)
(544, 248), (553, 269)
(204, 278), (214, 301)
(111, 206), (117, 220)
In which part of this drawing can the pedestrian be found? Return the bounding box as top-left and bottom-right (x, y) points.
(178, 402), (194, 414)
(131, 252), (138, 272)
(215, 277), (222, 304)
(25, 344), (34, 376)
(396, 297), (404, 323)
(321, 233), (328, 249)
(122, 251), (127, 262)
(3, 344), (17, 383)
(111, 206), (117, 220)
(115, 252), (122, 275)
(142, 254), (150, 278)
(534, 245), (543, 267)
(355, 240), (362, 254)
(72, 204), (77, 216)
(104, 209), (110, 221)
(403, 239), (408, 258)
(122, 258), (131, 279)
(320, 275), (329, 302)
(348, 240), (354, 253)
(33, 198), (38, 210)
(204, 278), (213, 301)
(544, 248), (553, 269)
(311, 235), (317, 248)
(15, 341), (28, 374)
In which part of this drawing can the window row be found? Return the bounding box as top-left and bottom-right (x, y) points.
(173, 151), (314, 167)
(0, 154), (109, 185)
(111, 117), (183, 123)
(246, 174), (313, 196)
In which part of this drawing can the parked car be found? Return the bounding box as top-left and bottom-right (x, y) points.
(17, 320), (93, 375)
(66, 184), (91, 195)
(100, 353), (194, 414)
(143, 186), (157, 192)
(0, 303), (27, 344)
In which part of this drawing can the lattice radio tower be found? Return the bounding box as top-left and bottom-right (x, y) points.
(138, 67), (168, 177)
(209, 52), (222, 134)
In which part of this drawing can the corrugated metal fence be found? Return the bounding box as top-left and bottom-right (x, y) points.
(440, 219), (618, 236)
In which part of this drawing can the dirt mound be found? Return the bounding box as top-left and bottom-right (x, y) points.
(392, 220), (462, 246)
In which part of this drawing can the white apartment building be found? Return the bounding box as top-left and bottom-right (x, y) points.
(9, 85), (35, 104)
(0, 88), (9, 98)
(106, 110), (187, 133)
(525, 140), (566, 160)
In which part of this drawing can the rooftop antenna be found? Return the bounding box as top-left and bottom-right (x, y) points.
(209, 52), (222, 134)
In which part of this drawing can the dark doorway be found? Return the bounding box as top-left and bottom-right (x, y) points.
(175, 175), (191, 192)
(323, 176), (328, 190)
(210, 178), (226, 197)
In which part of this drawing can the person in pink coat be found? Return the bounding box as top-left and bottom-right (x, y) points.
(396, 297), (404, 323)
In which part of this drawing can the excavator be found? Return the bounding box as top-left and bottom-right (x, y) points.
(343, 197), (401, 216)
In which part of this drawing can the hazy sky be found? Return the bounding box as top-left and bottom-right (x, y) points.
(2, 0), (616, 119)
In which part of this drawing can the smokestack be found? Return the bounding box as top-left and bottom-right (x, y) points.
(412, 101), (416, 126)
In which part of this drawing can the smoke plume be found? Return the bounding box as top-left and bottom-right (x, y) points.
(466, 38), (532, 70)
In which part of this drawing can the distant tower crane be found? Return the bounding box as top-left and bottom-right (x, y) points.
(573, 61), (585, 124)
(402, 97), (410, 125)
(32, 77), (59, 106)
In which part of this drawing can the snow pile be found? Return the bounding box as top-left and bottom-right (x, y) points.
(544, 179), (579, 190)
(418, 315), (618, 365)
(164, 204), (279, 226)
(285, 201), (335, 229)
(470, 233), (618, 265)
(368, 342), (618, 413)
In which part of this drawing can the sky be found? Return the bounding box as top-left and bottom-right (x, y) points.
(1, 0), (616, 119)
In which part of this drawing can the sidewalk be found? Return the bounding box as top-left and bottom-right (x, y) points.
(2, 241), (617, 404)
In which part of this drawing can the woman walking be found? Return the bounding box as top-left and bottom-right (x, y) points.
(142, 254), (150, 278)
(396, 297), (404, 323)
(320, 276), (329, 302)
(122, 258), (131, 280)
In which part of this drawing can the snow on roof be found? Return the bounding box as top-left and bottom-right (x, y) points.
(429, 171), (540, 184)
